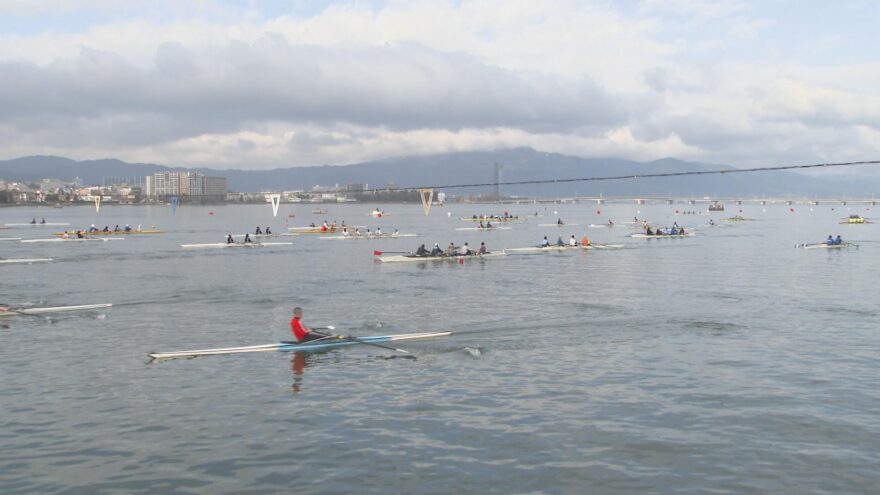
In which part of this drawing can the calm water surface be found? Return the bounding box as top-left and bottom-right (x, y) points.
(1, 202), (878, 494)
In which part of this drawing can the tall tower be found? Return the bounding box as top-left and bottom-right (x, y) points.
(494, 162), (503, 199)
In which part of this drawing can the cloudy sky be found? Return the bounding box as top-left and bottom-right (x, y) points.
(1, 0), (878, 170)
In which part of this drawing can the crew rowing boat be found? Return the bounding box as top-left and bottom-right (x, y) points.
(0, 303), (112, 317)
(148, 331), (452, 360)
(460, 216), (521, 222)
(0, 258), (53, 264)
(319, 234), (418, 240)
(375, 252), (506, 263)
(53, 229), (163, 236)
(181, 242), (293, 249)
(4, 222), (70, 227)
(288, 227), (339, 234)
(797, 242), (858, 250)
(538, 223), (580, 227)
(20, 238), (125, 243)
(505, 245), (577, 253)
(630, 232), (696, 238)
(229, 233), (297, 239)
(0, 237), (22, 241)
(454, 226), (513, 231)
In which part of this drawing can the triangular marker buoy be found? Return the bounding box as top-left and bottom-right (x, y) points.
(94, 196), (101, 213)
(419, 189), (434, 216)
(269, 194), (281, 217)
(171, 196), (179, 216)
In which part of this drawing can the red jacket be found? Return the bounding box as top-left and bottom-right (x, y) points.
(290, 317), (309, 340)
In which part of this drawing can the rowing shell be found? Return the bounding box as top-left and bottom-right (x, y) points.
(0, 258), (53, 264)
(376, 252), (507, 263)
(454, 226), (513, 231)
(0, 303), (112, 317)
(20, 238), (125, 243)
(181, 242), (293, 249)
(506, 244), (626, 253)
(460, 217), (521, 222)
(53, 229), (163, 236)
(797, 242), (857, 250)
(630, 232), (696, 238)
(538, 223), (580, 227)
(4, 222), (70, 227)
(229, 233), (297, 238)
(148, 331), (452, 360)
(0, 237), (22, 241)
(319, 234), (418, 240)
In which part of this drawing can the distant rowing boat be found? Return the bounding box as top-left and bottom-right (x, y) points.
(229, 233), (297, 239)
(4, 222), (70, 227)
(839, 215), (871, 224)
(148, 331), (452, 360)
(460, 216), (521, 222)
(506, 244), (625, 253)
(375, 252), (506, 263)
(588, 224), (620, 228)
(454, 226), (513, 231)
(20, 238), (125, 243)
(53, 229), (163, 236)
(630, 232), (696, 238)
(797, 242), (858, 250)
(0, 237), (22, 241)
(181, 242), (293, 249)
(538, 223), (580, 227)
(320, 234), (418, 240)
(0, 258), (53, 265)
(0, 303), (112, 317)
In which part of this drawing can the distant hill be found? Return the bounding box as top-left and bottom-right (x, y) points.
(0, 149), (876, 197)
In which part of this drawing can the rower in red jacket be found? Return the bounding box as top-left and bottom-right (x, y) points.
(290, 307), (328, 342)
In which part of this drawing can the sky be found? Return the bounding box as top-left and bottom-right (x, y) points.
(0, 0), (878, 171)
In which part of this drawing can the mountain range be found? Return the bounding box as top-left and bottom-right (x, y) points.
(0, 149), (876, 198)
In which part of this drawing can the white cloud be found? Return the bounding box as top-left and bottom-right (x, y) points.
(0, 0), (877, 170)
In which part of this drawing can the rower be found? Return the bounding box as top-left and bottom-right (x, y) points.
(392, 229), (399, 237)
(290, 307), (328, 343)
(486, 221), (493, 229)
(102, 226), (110, 232)
(709, 219), (715, 226)
(331, 221), (337, 229)
(569, 235), (577, 246)
(256, 226), (263, 235)
(113, 224), (121, 232)
(62, 231), (69, 239)
(226, 234), (234, 244)
(415, 244), (429, 256)
(541, 236), (549, 247)
(265, 226), (272, 234)
(826, 235), (834, 245)
(446, 242), (456, 256)
(459, 242), (471, 256)
(479, 242), (487, 254)
(608, 220), (614, 227)
(479, 221), (485, 229)
(89, 224), (98, 232)
(835, 235), (843, 245)
(431, 243), (443, 256)
(354, 228), (361, 238)
(310, 222), (316, 228)
(376, 227), (382, 237)
(321, 221), (329, 232)
(342, 227), (350, 237)
(581, 234), (590, 247)
(556, 235), (565, 247)
(646, 226), (654, 235)
(76, 230), (84, 239)
(244, 234), (253, 243)
(557, 218), (563, 226)
(30, 218), (36, 224)
(366, 228), (372, 238)
(40, 218), (46, 224)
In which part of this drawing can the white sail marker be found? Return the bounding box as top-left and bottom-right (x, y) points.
(269, 194), (281, 217)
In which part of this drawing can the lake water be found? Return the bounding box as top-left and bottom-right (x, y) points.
(1, 201), (878, 494)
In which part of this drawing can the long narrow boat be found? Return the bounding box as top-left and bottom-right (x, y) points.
(0, 303), (112, 317)
(0, 258), (53, 264)
(454, 226), (513, 231)
(4, 222), (70, 227)
(839, 215), (871, 224)
(0, 237), (22, 241)
(797, 242), (857, 250)
(581, 244), (625, 250)
(288, 227), (339, 234)
(181, 242), (293, 249)
(376, 252), (506, 263)
(53, 229), (163, 236)
(538, 223), (580, 227)
(460, 216), (521, 222)
(505, 245), (578, 253)
(229, 233), (297, 239)
(148, 331), (452, 360)
(20, 237), (124, 243)
(630, 232), (696, 238)
(320, 234), (418, 240)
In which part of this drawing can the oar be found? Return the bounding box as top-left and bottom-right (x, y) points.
(373, 250), (414, 256)
(0, 307), (46, 319)
(343, 335), (412, 354)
